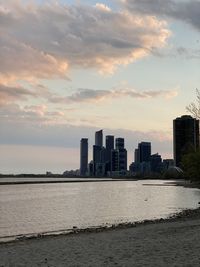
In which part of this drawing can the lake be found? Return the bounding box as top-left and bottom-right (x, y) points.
(0, 179), (200, 242)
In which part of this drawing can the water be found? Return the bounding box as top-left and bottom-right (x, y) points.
(0, 179), (200, 242)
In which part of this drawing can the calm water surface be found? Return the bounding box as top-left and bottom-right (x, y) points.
(0, 179), (200, 242)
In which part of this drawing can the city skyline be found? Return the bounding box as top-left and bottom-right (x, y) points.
(1, 0), (200, 173)
(80, 129), (173, 177)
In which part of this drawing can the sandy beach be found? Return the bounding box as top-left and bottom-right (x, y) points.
(0, 208), (200, 267)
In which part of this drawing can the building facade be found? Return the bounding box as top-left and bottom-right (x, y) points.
(93, 130), (107, 176)
(138, 142), (151, 163)
(134, 148), (140, 163)
(111, 138), (127, 175)
(163, 159), (175, 170)
(173, 115), (199, 166)
(150, 153), (162, 173)
(80, 138), (88, 176)
(105, 135), (114, 172)
(95, 129), (103, 147)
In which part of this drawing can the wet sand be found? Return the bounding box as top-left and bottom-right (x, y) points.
(1, 208), (200, 267)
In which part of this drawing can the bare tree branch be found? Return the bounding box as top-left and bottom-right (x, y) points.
(186, 89), (200, 119)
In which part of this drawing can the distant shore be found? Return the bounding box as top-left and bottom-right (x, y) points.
(0, 177), (138, 185)
(1, 177), (199, 187)
(0, 177), (200, 189)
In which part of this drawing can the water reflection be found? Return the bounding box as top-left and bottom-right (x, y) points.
(0, 180), (199, 240)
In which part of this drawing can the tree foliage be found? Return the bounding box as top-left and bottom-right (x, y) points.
(186, 88), (200, 119)
(181, 150), (200, 180)
(184, 89), (200, 180)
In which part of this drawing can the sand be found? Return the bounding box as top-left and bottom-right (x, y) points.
(1, 208), (200, 267)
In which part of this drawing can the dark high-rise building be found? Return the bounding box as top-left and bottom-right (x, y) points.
(138, 142), (151, 163)
(134, 148), (140, 163)
(150, 153), (162, 173)
(116, 138), (124, 150)
(118, 148), (127, 172)
(173, 115), (199, 166)
(80, 138), (88, 176)
(93, 145), (102, 165)
(88, 161), (94, 176)
(112, 138), (127, 173)
(106, 135), (114, 151)
(111, 149), (119, 172)
(93, 130), (107, 176)
(163, 159), (174, 170)
(100, 147), (107, 164)
(129, 162), (141, 174)
(93, 145), (107, 176)
(95, 129), (103, 147)
(106, 135), (114, 172)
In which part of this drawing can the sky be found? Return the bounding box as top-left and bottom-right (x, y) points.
(0, 0), (200, 174)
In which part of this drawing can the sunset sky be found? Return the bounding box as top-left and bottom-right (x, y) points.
(0, 0), (200, 173)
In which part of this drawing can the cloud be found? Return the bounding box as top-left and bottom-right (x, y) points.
(0, 126), (172, 173)
(0, 79), (178, 113)
(95, 3), (111, 12)
(0, 83), (36, 106)
(0, 0), (170, 82)
(0, 33), (68, 83)
(123, 0), (200, 32)
(0, 118), (172, 158)
(0, 103), (66, 126)
(0, 100), (173, 171)
(49, 88), (178, 104)
(176, 47), (200, 59)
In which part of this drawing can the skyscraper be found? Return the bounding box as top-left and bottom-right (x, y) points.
(80, 138), (88, 176)
(105, 135), (114, 172)
(106, 135), (114, 151)
(134, 148), (140, 163)
(173, 115), (199, 166)
(93, 145), (102, 164)
(138, 142), (151, 163)
(95, 129), (103, 147)
(113, 138), (127, 173)
(150, 153), (162, 173)
(93, 130), (105, 176)
(115, 138), (124, 150)
(111, 149), (119, 172)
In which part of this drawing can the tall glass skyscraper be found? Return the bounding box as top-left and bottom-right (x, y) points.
(80, 138), (88, 176)
(106, 135), (114, 172)
(95, 129), (103, 147)
(93, 130), (104, 176)
(111, 138), (127, 173)
(173, 115), (199, 166)
(138, 142), (151, 163)
(106, 135), (114, 151)
(134, 148), (140, 163)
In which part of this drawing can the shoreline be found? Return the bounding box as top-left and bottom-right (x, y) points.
(1, 206), (200, 245)
(0, 179), (200, 245)
(1, 180), (200, 266)
(1, 177), (199, 186)
(0, 177), (138, 185)
(1, 208), (200, 266)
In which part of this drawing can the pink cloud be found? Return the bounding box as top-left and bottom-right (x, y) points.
(0, 1), (170, 82)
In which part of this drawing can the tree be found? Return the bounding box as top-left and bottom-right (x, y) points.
(181, 150), (200, 180)
(184, 89), (200, 180)
(186, 88), (200, 119)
